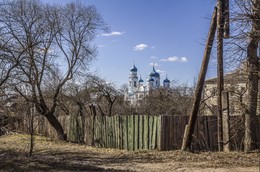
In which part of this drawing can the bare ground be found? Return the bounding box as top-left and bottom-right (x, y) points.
(0, 133), (259, 172)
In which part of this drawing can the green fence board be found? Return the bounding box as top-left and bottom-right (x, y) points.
(122, 115), (128, 150)
(134, 115), (139, 150)
(118, 115), (123, 149)
(157, 115), (162, 150)
(111, 115), (115, 148)
(139, 115), (144, 149)
(115, 115), (119, 149)
(152, 116), (158, 149)
(128, 115), (134, 150)
(149, 116), (154, 149)
(107, 116), (110, 148)
(143, 115), (149, 149)
(101, 116), (104, 146)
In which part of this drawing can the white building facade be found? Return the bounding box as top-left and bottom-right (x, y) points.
(125, 65), (170, 105)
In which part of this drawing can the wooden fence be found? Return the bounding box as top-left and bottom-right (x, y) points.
(18, 114), (260, 151)
(84, 115), (160, 150)
(83, 115), (219, 151)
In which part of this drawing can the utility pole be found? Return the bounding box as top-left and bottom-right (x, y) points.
(181, 7), (218, 151)
(217, 0), (225, 152)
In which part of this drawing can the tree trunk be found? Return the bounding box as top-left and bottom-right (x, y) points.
(46, 112), (66, 140)
(245, 41), (259, 152)
(244, 0), (260, 152)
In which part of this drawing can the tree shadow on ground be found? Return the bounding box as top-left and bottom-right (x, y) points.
(0, 150), (131, 171)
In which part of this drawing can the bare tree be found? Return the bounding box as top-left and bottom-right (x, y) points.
(135, 83), (194, 116)
(89, 76), (119, 116)
(224, 0), (260, 152)
(0, 0), (26, 88)
(0, 0), (106, 140)
(244, 0), (260, 152)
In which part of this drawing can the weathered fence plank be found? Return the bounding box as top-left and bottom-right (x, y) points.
(134, 115), (139, 150)
(152, 116), (158, 149)
(139, 115), (144, 149)
(128, 115), (134, 150)
(143, 115), (149, 149)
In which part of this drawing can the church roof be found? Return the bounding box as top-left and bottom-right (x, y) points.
(130, 65), (137, 72)
(150, 66), (160, 77)
(148, 77), (154, 82)
(163, 77), (170, 83)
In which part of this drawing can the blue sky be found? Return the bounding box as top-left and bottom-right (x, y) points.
(42, 0), (218, 87)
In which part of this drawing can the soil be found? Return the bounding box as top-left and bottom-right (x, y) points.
(0, 133), (259, 171)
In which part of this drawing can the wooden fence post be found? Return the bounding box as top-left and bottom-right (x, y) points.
(222, 91), (230, 152)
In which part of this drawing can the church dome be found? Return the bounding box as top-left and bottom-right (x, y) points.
(163, 77), (170, 83)
(139, 77), (144, 82)
(130, 65), (137, 72)
(148, 77), (154, 82)
(150, 66), (160, 77)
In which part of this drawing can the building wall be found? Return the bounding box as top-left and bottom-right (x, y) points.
(201, 81), (260, 116)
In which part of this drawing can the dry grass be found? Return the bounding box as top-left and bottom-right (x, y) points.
(0, 133), (259, 171)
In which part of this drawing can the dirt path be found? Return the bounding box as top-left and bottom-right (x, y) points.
(0, 134), (259, 171)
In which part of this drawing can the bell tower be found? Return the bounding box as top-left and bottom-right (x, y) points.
(128, 65), (138, 94)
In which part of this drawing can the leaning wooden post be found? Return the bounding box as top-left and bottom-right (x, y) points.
(181, 7), (218, 151)
(222, 91), (230, 152)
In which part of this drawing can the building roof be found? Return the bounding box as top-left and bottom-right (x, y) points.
(163, 77), (170, 83)
(148, 78), (154, 82)
(150, 66), (160, 77)
(139, 77), (144, 82)
(205, 69), (248, 85)
(130, 65), (137, 72)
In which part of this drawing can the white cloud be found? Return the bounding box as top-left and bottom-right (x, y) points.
(180, 57), (188, 62)
(161, 57), (179, 62)
(160, 56), (188, 63)
(149, 62), (158, 67)
(134, 44), (148, 51)
(101, 31), (125, 37)
(156, 69), (166, 74)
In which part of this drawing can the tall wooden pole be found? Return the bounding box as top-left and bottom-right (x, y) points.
(217, 0), (225, 152)
(181, 7), (217, 151)
(223, 0), (230, 38)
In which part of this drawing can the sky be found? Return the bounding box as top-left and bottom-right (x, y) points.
(42, 0), (218, 88)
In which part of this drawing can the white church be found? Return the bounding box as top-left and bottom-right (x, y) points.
(124, 64), (171, 105)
